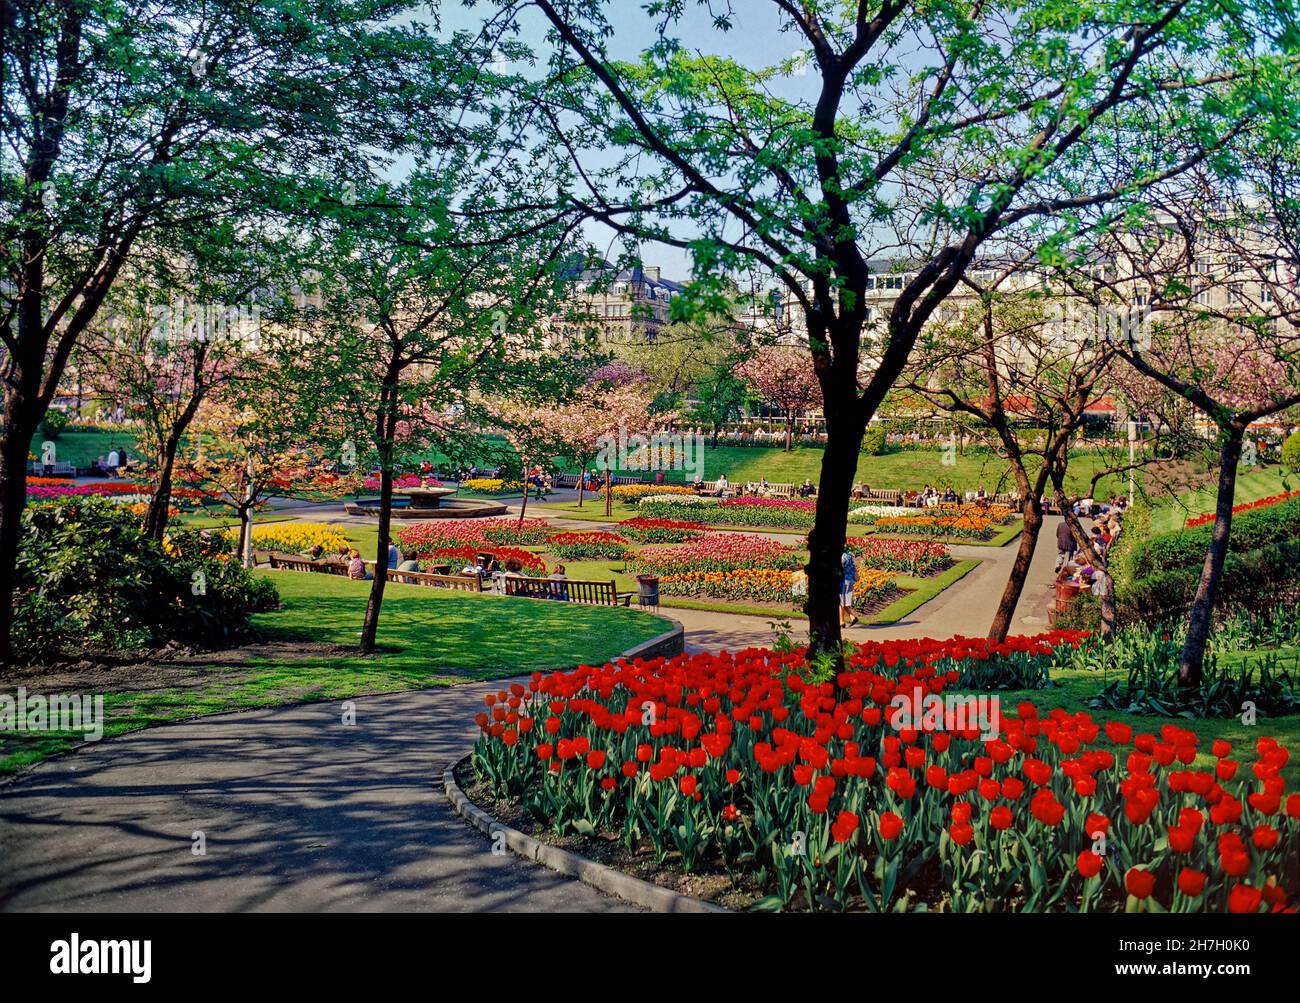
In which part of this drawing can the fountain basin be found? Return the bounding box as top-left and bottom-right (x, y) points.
(343, 495), (509, 520)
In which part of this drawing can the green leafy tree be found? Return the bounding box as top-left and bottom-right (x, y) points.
(508, 0), (1299, 656)
(286, 157), (577, 653)
(0, 0), (438, 663)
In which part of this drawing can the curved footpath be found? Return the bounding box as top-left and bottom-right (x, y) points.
(0, 498), (1065, 912)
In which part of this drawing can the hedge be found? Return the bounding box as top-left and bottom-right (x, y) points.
(1117, 537), (1300, 625)
(1126, 496), (1300, 579)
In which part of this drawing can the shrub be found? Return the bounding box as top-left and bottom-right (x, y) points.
(861, 425), (886, 455)
(38, 409), (70, 441)
(1117, 537), (1300, 625)
(1282, 429), (1300, 473)
(1127, 496), (1300, 579)
(14, 496), (277, 661)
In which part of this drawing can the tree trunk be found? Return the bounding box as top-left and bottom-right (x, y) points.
(805, 409), (865, 658)
(517, 455), (530, 527)
(988, 496), (1043, 642)
(0, 395), (41, 665)
(238, 504), (254, 569)
(142, 434), (181, 541)
(784, 409), (793, 452)
(361, 463), (394, 654)
(1179, 427), (1243, 687)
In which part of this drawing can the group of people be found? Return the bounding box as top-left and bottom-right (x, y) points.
(90, 446), (134, 477)
(1055, 496), (1128, 592)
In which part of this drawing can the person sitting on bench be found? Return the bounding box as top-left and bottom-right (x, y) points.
(798, 478), (816, 497)
(347, 549), (372, 580)
(547, 564), (570, 601)
(397, 549), (421, 572)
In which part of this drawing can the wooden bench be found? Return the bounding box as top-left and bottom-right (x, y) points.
(269, 554), (349, 575)
(554, 472), (580, 488)
(384, 568), (484, 592)
(502, 576), (634, 606)
(746, 481), (798, 498)
(29, 460), (78, 476)
(610, 474), (643, 486)
(868, 489), (902, 504)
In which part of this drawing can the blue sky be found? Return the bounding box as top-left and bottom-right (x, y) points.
(432, 1), (822, 282)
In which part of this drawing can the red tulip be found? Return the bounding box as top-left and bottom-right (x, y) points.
(1177, 868), (1206, 897)
(1077, 850), (1103, 879)
(879, 811), (903, 841)
(1125, 868), (1155, 899)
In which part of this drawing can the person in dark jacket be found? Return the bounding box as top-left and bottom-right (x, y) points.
(1055, 520), (1077, 572)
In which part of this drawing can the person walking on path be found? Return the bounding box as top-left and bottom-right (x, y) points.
(1055, 519), (1076, 572)
(840, 548), (859, 627)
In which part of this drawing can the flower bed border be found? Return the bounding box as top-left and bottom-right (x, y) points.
(442, 757), (727, 913)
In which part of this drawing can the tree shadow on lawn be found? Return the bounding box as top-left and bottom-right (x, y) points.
(251, 591), (667, 678)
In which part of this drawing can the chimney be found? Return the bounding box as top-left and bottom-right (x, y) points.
(642, 265), (660, 282)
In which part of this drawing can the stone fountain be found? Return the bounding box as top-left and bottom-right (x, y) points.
(343, 482), (508, 520)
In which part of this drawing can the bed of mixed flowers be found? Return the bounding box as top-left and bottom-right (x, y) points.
(638, 495), (818, 529)
(460, 477), (524, 495)
(626, 533), (803, 576)
(611, 483), (697, 500)
(847, 537), (952, 576)
(396, 518), (552, 552)
(873, 514), (997, 541)
(618, 517), (708, 544)
(471, 634), (1297, 913)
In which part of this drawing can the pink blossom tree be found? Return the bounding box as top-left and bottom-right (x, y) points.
(736, 346), (822, 451)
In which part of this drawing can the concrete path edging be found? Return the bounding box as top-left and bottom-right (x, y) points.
(441, 759), (726, 914)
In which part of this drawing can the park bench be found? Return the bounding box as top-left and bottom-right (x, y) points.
(610, 474), (643, 486)
(502, 576), (635, 606)
(554, 472), (580, 488)
(746, 481), (798, 498)
(382, 567), (485, 592)
(268, 555), (349, 575)
(868, 489), (902, 504)
(29, 460), (78, 476)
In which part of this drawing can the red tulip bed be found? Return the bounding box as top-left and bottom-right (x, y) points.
(847, 537), (952, 576)
(545, 531), (631, 560)
(1185, 489), (1300, 528)
(471, 634), (1297, 912)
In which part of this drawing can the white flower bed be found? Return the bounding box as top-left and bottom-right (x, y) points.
(638, 494), (720, 506)
(848, 504), (912, 523)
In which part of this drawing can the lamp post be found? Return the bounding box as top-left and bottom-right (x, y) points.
(1127, 418), (1138, 503)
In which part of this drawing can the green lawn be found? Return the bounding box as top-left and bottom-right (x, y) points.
(551, 444), (1127, 497)
(1148, 467), (1297, 534)
(29, 428), (141, 467)
(0, 571), (671, 774)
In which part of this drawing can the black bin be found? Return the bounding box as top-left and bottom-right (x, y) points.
(636, 574), (660, 608)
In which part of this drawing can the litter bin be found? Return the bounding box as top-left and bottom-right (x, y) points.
(1055, 581), (1084, 613)
(636, 574), (660, 608)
